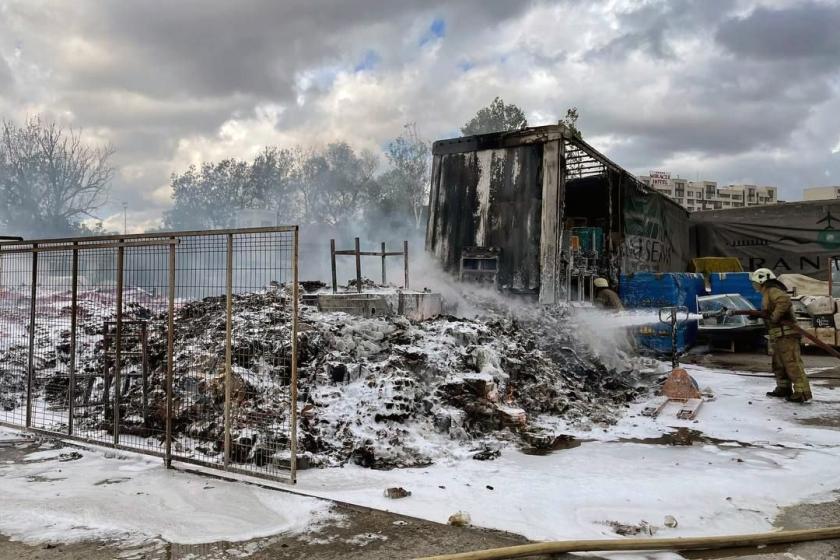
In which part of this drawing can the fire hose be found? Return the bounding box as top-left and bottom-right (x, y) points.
(412, 526), (840, 560)
(704, 308), (840, 361)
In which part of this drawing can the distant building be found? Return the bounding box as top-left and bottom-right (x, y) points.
(638, 171), (778, 212)
(803, 186), (840, 201)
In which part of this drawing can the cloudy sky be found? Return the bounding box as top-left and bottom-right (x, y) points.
(2, 0), (839, 231)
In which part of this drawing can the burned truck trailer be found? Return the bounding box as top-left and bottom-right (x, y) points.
(425, 124), (691, 303)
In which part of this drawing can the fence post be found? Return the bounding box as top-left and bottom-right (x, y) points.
(25, 243), (38, 428)
(381, 242), (386, 285)
(290, 227), (300, 483)
(404, 240), (409, 290)
(165, 238), (175, 467)
(68, 244), (78, 436)
(330, 239), (337, 294)
(223, 233), (233, 468)
(113, 244), (124, 447)
(355, 237), (362, 293)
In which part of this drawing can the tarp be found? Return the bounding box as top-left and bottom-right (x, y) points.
(779, 274), (830, 297)
(690, 257), (743, 275)
(620, 180), (691, 273)
(692, 201), (840, 280)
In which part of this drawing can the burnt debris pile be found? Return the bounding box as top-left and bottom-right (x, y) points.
(7, 289), (644, 470)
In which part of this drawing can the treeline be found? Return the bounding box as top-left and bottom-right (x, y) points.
(162, 124), (430, 233)
(2, 99), (562, 239)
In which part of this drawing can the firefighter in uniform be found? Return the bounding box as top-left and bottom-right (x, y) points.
(594, 278), (624, 311)
(750, 268), (812, 403)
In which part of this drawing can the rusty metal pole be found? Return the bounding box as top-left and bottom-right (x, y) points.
(113, 244), (124, 446)
(25, 244), (38, 428)
(290, 228), (300, 483)
(381, 242), (387, 286)
(140, 322), (149, 426)
(165, 239), (175, 468)
(223, 233), (233, 468)
(355, 237), (362, 293)
(68, 244), (78, 435)
(404, 240), (409, 290)
(330, 239), (338, 293)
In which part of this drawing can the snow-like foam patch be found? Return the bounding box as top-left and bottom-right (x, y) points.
(295, 363), (840, 560)
(0, 441), (335, 546)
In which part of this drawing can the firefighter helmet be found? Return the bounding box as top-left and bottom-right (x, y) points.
(749, 268), (776, 285)
(594, 278), (609, 289)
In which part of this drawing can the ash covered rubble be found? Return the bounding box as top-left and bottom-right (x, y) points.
(3, 286), (646, 470)
(164, 287), (645, 469)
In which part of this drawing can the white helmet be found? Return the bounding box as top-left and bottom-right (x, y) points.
(594, 277), (609, 289)
(749, 268), (776, 285)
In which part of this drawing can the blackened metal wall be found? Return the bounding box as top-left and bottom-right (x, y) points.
(426, 145), (543, 293)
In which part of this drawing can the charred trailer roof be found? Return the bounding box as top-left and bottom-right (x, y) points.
(425, 124), (691, 303)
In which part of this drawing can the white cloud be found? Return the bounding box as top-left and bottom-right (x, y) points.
(2, 0), (840, 231)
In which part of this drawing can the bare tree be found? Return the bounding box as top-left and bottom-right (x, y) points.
(376, 123), (430, 230)
(0, 116), (115, 236)
(298, 142), (378, 227)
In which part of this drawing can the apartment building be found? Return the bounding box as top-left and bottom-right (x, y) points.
(638, 171), (778, 212)
(803, 186), (840, 201)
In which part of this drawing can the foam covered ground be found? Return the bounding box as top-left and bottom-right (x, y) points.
(294, 363), (840, 560)
(0, 429), (335, 546)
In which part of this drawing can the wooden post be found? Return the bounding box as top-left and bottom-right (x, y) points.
(165, 239), (175, 468)
(404, 240), (409, 290)
(67, 245), (78, 435)
(113, 244), (124, 446)
(223, 233), (233, 468)
(25, 244), (38, 428)
(354, 237), (362, 293)
(289, 228), (299, 483)
(330, 239), (337, 293)
(381, 242), (387, 286)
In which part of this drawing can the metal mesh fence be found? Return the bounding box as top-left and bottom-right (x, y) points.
(0, 249), (33, 427)
(0, 227), (299, 483)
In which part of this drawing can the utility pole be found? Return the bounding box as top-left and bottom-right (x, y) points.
(122, 202), (128, 235)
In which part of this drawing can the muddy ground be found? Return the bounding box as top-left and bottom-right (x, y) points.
(2, 351), (839, 560)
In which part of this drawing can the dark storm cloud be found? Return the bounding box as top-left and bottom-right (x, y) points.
(570, 0), (838, 174)
(716, 3), (840, 64)
(585, 0), (736, 62)
(68, 1), (528, 100)
(586, 27), (674, 61)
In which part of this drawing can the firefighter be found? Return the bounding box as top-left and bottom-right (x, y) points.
(750, 268), (812, 403)
(594, 278), (624, 311)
